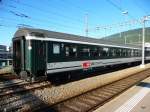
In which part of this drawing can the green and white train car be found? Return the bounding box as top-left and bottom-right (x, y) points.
(13, 28), (150, 80)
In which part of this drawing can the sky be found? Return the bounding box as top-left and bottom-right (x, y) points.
(0, 0), (150, 46)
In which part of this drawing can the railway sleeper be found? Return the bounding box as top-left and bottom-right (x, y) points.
(78, 97), (97, 106)
(101, 89), (118, 95)
(60, 93), (112, 112)
(0, 93), (34, 107)
(107, 84), (129, 90)
(102, 86), (124, 93)
(63, 102), (84, 112)
(55, 103), (77, 112)
(0, 96), (37, 112)
(16, 99), (46, 112)
(90, 92), (109, 100)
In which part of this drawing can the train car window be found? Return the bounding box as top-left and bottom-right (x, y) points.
(53, 44), (60, 54)
(70, 47), (77, 57)
(137, 50), (139, 56)
(65, 46), (69, 56)
(108, 48), (111, 57)
(133, 50), (138, 57)
(116, 49), (121, 57)
(65, 46), (77, 57)
(125, 49), (127, 56)
(80, 47), (90, 57)
(136, 50), (139, 56)
(134, 50), (137, 57)
(73, 47), (77, 52)
(135, 50), (137, 56)
(116, 49), (119, 57)
(137, 50), (140, 56)
(135, 50), (137, 57)
(127, 49), (131, 57)
(99, 48), (102, 56)
(83, 48), (90, 52)
(102, 47), (109, 56)
(139, 50), (142, 56)
(131, 50), (134, 57)
(91, 47), (99, 57)
(120, 49), (123, 57)
(123, 49), (126, 56)
(147, 51), (150, 56)
(138, 50), (141, 56)
(111, 48), (116, 57)
(134, 50), (136, 57)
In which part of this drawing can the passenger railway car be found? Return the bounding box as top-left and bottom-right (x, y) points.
(13, 28), (150, 81)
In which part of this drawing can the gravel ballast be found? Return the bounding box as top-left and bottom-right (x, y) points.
(1, 64), (150, 111)
(18, 64), (150, 111)
(0, 66), (13, 74)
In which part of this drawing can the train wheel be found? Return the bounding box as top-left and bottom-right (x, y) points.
(20, 71), (33, 82)
(20, 71), (28, 80)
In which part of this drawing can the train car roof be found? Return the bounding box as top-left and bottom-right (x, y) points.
(13, 27), (141, 49)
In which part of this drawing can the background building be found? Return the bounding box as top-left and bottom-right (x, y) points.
(0, 45), (12, 68)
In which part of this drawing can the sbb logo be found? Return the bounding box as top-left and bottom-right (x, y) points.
(82, 61), (91, 69)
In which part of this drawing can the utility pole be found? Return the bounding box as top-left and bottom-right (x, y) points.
(122, 11), (128, 44)
(85, 13), (88, 37)
(141, 18), (145, 68)
(140, 15), (150, 68)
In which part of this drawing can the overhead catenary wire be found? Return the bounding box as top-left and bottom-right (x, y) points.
(10, 0), (83, 23)
(0, 16), (34, 28)
(0, 23), (18, 28)
(10, 0), (103, 32)
(94, 19), (141, 30)
(0, 7), (83, 30)
(134, 1), (149, 16)
(0, 15), (83, 32)
(56, 0), (103, 27)
(0, 20), (80, 34)
(44, 0), (89, 18)
(94, 17), (143, 38)
(106, 0), (134, 19)
(0, 17), (87, 38)
(56, 0), (88, 13)
(1, 0), (149, 39)
(1, 1), (84, 30)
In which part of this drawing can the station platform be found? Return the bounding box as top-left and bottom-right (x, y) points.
(94, 76), (150, 112)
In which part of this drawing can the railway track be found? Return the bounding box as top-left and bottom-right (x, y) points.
(0, 73), (19, 81)
(0, 81), (51, 96)
(38, 69), (150, 112)
(0, 73), (51, 97)
(0, 78), (51, 112)
(0, 68), (150, 112)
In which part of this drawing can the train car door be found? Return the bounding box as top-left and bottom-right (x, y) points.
(32, 40), (46, 76)
(13, 37), (25, 74)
